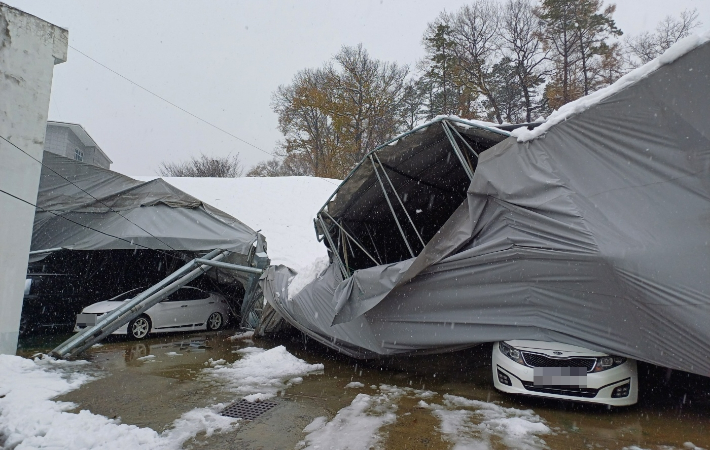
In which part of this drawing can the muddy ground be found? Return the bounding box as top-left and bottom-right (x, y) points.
(17, 329), (710, 450)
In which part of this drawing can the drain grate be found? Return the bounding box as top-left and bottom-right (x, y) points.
(221, 399), (278, 420)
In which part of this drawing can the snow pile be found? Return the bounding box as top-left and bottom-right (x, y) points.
(134, 176), (338, 290)
(0, 355), (237, 450)
(513, 30), (710, 142)
(429, 394), (550, 450)
(204, 345), (323, 399)
(344, 381), (365, 389)
(297, 392), (399, 450)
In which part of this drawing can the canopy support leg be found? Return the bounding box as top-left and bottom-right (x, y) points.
(318, 214), (349, 279)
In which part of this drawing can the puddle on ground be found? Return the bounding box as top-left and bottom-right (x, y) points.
(17, 331), (710, 450)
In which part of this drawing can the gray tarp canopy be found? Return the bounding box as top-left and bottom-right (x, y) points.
(263, 38), (710, 376)
(32, 152), (260, 259)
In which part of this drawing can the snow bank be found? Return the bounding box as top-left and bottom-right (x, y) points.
(0, 355), (237, 450)
(204, 345), (323, 399)
(297, 393), (398, 450)
(513, 29), (710, 142)
(134, 176), (338, 286)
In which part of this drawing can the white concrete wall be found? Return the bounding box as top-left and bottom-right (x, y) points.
(0, 3), (67, 354)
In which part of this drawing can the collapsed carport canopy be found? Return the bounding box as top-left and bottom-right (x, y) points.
(317, 118), (510, 274)
(32, 152), (260, 257)
(265, 33), (710, 377)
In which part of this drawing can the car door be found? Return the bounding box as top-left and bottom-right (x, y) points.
(151, 288), (193, 330)
(181, 288), (212, 327)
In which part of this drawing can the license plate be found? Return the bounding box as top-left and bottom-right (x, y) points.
(534, 367), (587, 387)
(76, 313), (97, 326)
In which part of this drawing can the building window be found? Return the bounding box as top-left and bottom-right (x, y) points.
(74, 148), (84, 162)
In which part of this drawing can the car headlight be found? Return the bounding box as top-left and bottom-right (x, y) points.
(592, 356), (626, 372)
(499, 342), (525, 365)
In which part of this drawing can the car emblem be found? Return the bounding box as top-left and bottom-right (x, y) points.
(553, 351), (563, 355)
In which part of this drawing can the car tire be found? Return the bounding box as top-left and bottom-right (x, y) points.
(207, 312), (223, 331)
(128, 315), (151, 340)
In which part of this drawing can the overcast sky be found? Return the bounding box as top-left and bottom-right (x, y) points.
(10, 0), (710, 176)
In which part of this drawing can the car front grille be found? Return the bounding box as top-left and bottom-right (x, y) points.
(521, 352), (596, 372)
(521, 382), (599, 398)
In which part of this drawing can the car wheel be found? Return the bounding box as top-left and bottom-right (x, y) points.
(128, 315), (151, 340)
(207, 312), (223, 331)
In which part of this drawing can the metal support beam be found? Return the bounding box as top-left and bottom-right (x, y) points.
(448, 122), (480, 159)
(441, 121), (475, 180)
(370, 155), (415, 258)
(240, 234), (270, 329)
(318, 214), (349, 279)
(51, 249), (226, 358)
(322, 211), (380, 266)
(373, 153), (426, 249)
(194, 259), (264, 275)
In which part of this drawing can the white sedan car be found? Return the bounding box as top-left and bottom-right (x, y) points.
(74, 286), (231, 340)
(493, 340), (638, 406)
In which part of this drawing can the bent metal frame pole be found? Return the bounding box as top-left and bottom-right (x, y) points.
(51, 249), (226, 358)
(318, 214), (349, 279)
(370, 154), (416, 258)
(373, 153), (426, 249)
(441, 121), (474, 180)
(321, 211), (380, 266)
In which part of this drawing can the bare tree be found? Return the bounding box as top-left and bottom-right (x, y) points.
(158, 153), (244, 177)
(447, 1), (506, 123)
(247, 153), (313, 177)
(501, 0), (549, 122)
(626, 9), (702, 66)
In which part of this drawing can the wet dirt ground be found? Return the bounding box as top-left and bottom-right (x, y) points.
(18, 330), (710, 450)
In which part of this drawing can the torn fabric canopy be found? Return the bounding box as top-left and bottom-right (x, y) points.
(264, 34), (710, 377)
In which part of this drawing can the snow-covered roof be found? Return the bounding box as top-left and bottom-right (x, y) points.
(512, 29), (710, 142)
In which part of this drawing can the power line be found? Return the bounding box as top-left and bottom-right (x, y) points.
(1, 134), (181, 254)
(68, 45), (342, 188)
(68, 45), (276, 158)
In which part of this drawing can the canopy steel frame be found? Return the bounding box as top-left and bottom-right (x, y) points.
(370, 155), (415, 258)
(373, 153), (426, 248)
(441, 121), (474, 180)
(321, 211), (381, 266)
(318, 214), (349, 279)
(313, 117), (510, 279)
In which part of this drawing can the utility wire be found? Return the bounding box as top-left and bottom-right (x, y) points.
(68, 45), (342, 188)
(68, 45), (275, 158)
(1, 134), (181, 254)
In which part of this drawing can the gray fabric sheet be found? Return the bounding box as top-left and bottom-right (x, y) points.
(264, 41), (710, 375)
(32, 152), (259, 255)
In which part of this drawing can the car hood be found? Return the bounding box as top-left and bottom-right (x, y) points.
(82, 301), (124, 314)
(504, 340), (609, 358)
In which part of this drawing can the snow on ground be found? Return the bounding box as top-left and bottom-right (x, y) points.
(513, 29), (710, 143)
(0, 355), (237, 450)
(134, 176), (338, 295)
(298, 384), (550, 450)
(345, 381), (365, 389)
(428, 394), (550, 450)
(297, 392), (399, 450)
(203, 345), (323, 400)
